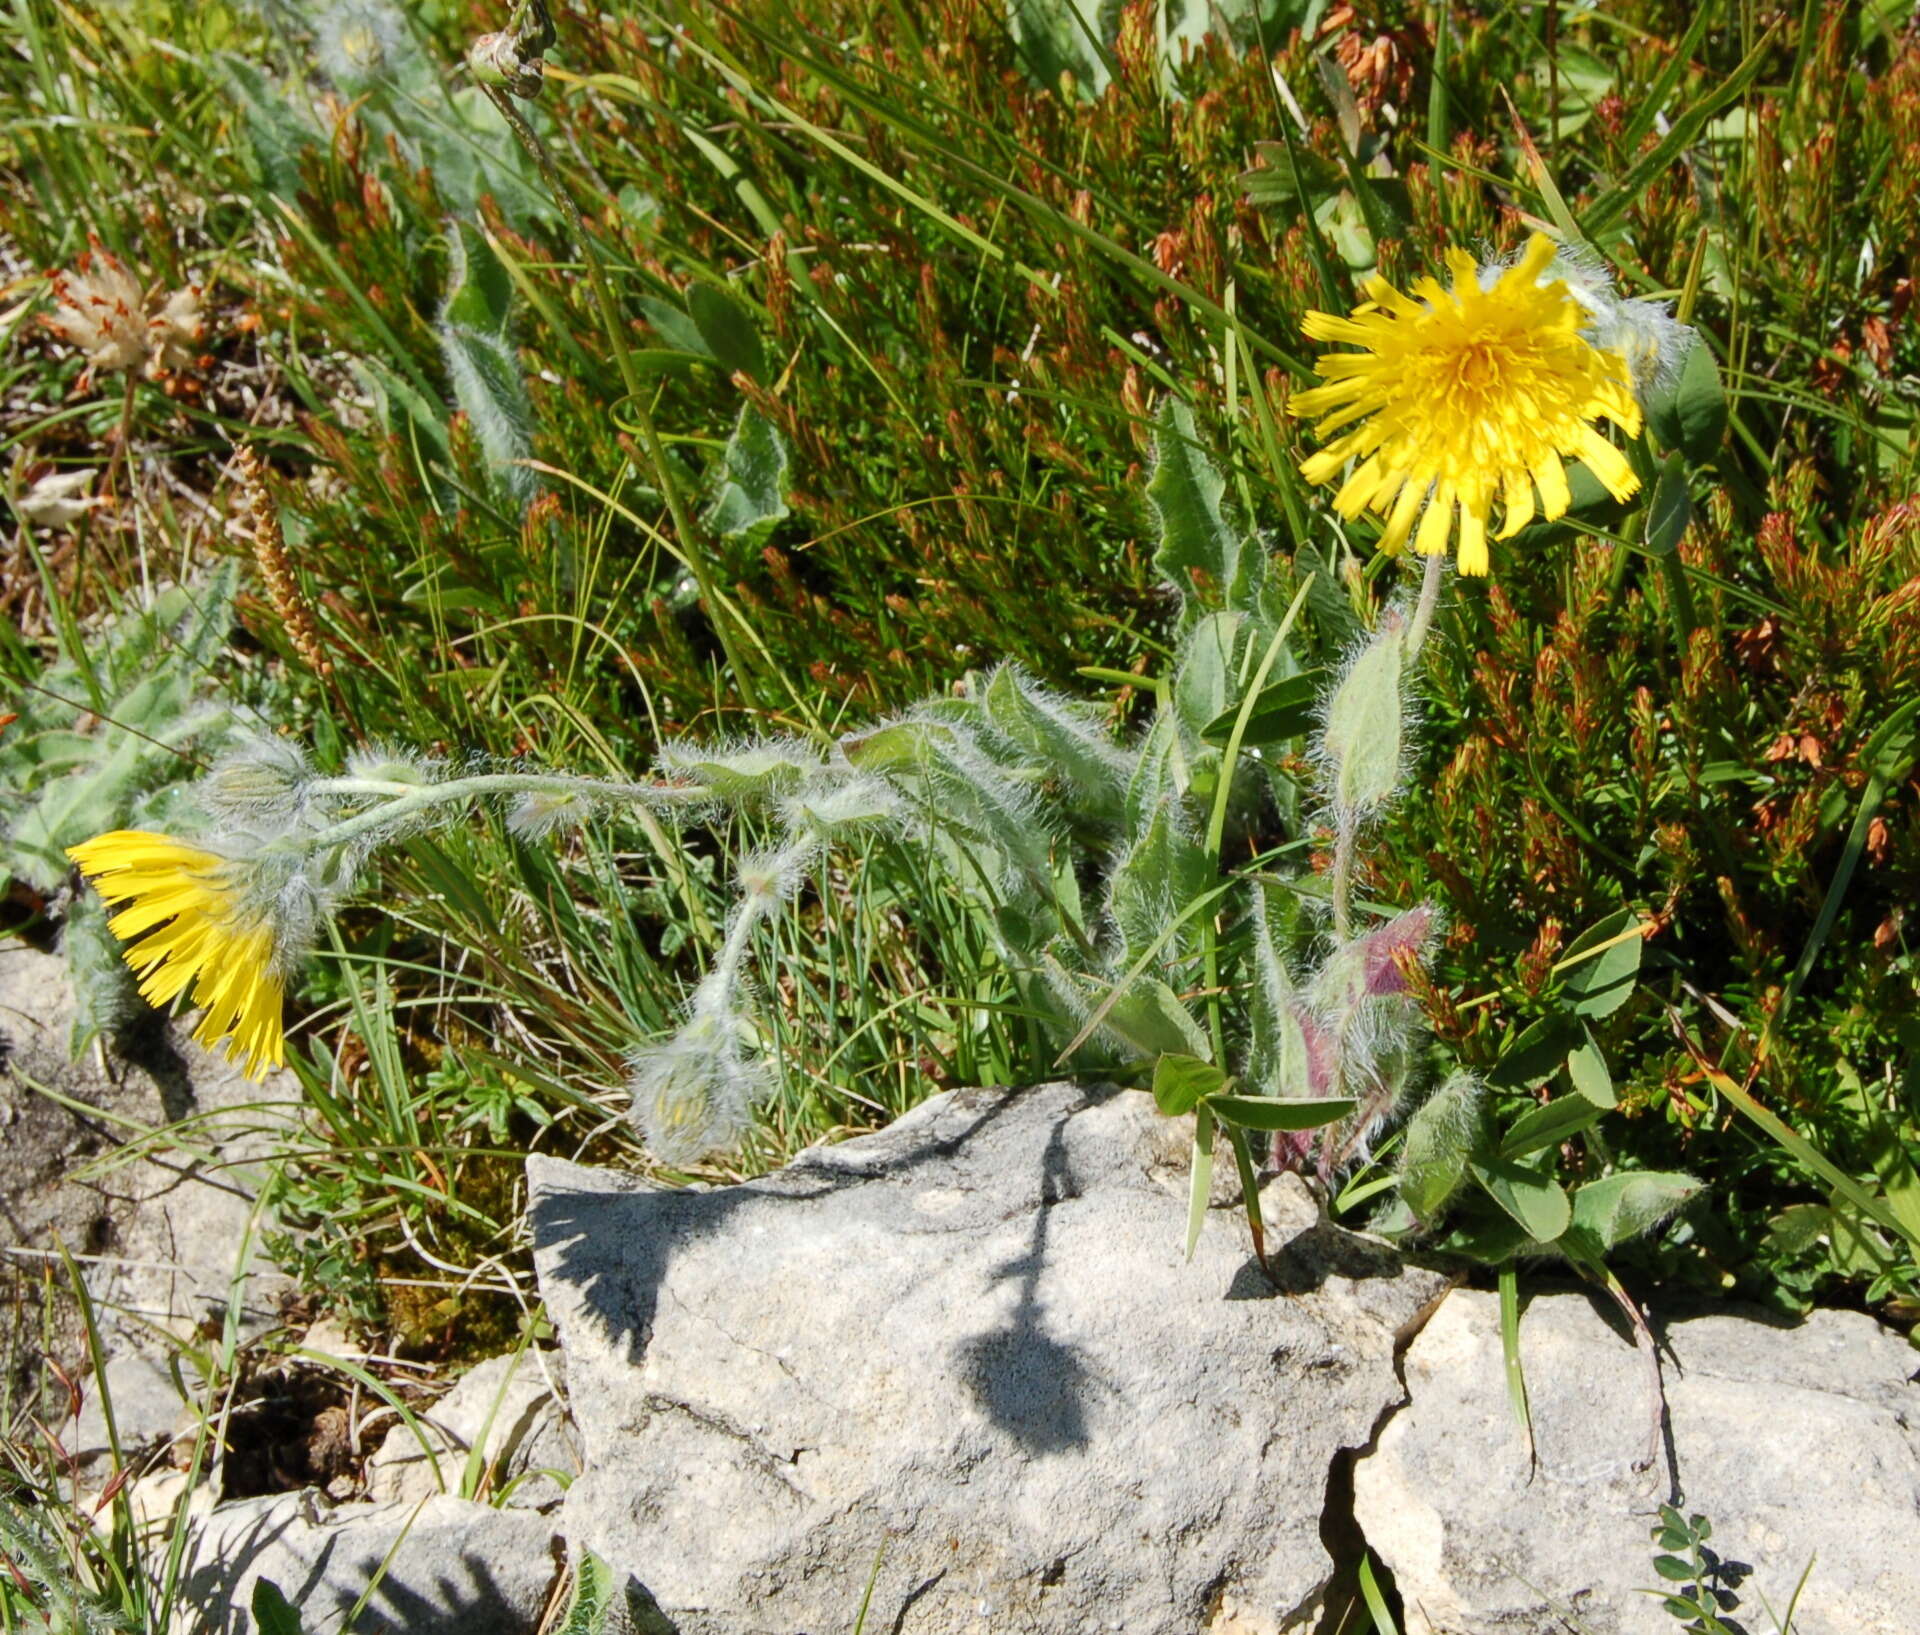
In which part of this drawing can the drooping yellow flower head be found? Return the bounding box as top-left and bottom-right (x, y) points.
(1294, 234), (1643, 576)
(67, 831), (285, 1079)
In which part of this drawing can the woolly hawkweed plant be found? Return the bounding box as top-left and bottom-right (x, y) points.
(51, 225), (1715, 1468)
(1294, 231), (1723, 1466)
(1295, 238), (1706, 1237)
(63, 239), (1701, 1272)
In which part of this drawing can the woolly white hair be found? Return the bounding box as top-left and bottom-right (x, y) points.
(1309, 609), (1418, 837)
(1478, 237), (1698, 405)
(655, 734), (824, 804)
(626, 1011), (766, 1168)
(313, 0), (406, 87)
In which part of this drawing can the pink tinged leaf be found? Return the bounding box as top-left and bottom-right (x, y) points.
(1360, 905), (1436, 996)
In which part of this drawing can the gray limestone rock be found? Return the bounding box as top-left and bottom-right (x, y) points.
(366, 1348), (581, 1510)
(176, 1491), (562, 1634)
(1, 942), (296, 1473)
(1, 943), (295, 1342)
(70, 1349), (193, 1464)
(529, 1081), (1450, 1635)
(1352, 1289), (1920, 1634)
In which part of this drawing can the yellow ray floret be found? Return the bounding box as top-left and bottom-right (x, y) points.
(66, 831), (284, 1079)
(1293, 234), (1642, 576)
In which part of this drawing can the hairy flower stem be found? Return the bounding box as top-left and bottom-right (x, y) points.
(480, 84), (762, 709)
(1330, 817), (1357, 942)
(288, 771), (706, 856)
(1404, 548), (1446, 661)
(703, 833), (817, 1004)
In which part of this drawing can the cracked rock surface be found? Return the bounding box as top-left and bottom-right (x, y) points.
(529, 1081), (1448, 1635)
(1353, 1289), (1920, 1634)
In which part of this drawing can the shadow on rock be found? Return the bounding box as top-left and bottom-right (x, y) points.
(530, 1086), (1031, 1369)
(954, 1121), (1097, 1454)
(1227, 1217), (1407, 1300)
(177, 1493), (563, 1635)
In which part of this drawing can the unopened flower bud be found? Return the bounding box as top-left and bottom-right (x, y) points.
(1320, 615), (1406, 823)
(346, 746), (439, 786)
(627, 1011), (764, 1167)
(735, 840), (816, 906)
(507, 788), (592, 840)
(201, 739), (316, 833)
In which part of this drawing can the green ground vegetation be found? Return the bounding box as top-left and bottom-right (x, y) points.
(3, 0), (1918, 1400)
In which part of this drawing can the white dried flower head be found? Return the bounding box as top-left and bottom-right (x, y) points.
(43, 237), (148, 379)
(626, 1010), (765, 1167)
(12, 468), (102, 531)
(145, 284), (205, 380)
(315, 0), (405, 85)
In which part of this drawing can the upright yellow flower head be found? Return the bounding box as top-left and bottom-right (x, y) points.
(1294, 234), (1642, 576)
(67, 831), (285, 1079)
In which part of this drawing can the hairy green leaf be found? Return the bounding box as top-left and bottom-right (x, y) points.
(1570, 1171), (1702, 1249)
(1148, 399), (1242, 609)
(1399, 1071), (1483, 1222)
(1322, 623), (1404, 819)
(440, 325), (534, 501)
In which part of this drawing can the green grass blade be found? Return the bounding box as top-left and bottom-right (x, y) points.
(1498, 1264), (1536, 1469)
(1357, 1551), (1399, 1634)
